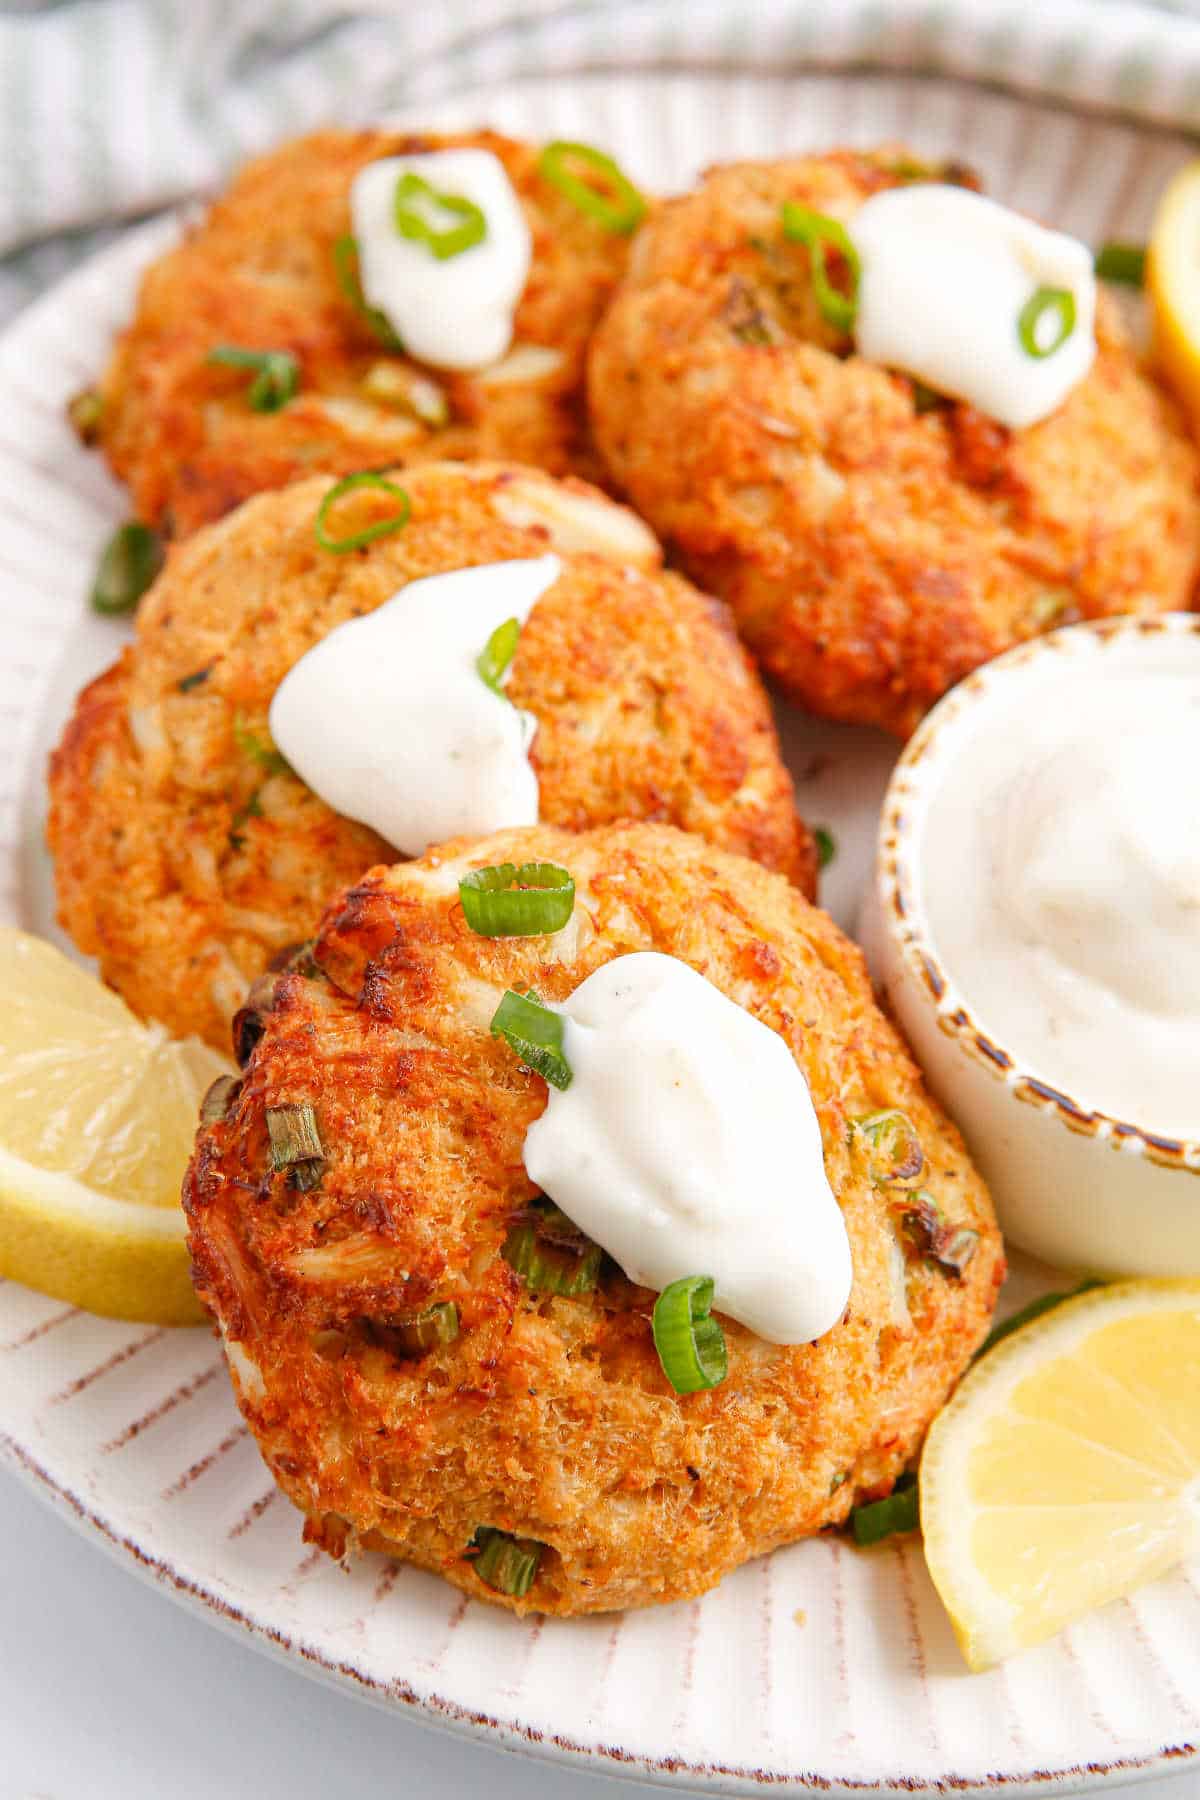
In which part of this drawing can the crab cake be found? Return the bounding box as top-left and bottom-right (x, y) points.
(184, 821), (1003, 1617)
(588, 149), (1200, 737)
(48, 463), (814, 1051)
(84, 128), (641, 537)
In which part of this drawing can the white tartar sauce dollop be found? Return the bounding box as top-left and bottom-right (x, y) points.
(923, 657), (1200, 1136)
(269, 555), (560, 856)
(522, 952), (853, 1344)
(350, 149), (532, 371)
(851, 184), (1096, 429)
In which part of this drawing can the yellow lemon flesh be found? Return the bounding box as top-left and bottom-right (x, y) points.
(1147, 159), (1200, 432)
(0, 928), (230, 1325)
(921, 1280), (1200, 1669)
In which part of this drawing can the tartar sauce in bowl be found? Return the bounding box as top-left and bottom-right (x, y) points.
(862, 615), (1200, 1277)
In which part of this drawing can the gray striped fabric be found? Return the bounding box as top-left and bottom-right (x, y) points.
(2, 0), (1200, 324)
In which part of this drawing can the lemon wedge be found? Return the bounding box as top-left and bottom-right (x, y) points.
(0, 928), (230, 1325)
(1147, 160), (1200, 430)
(921, 1280), (1200, 1669)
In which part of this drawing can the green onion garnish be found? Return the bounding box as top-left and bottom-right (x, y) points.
(207, 345), (299, 413)
(851, 1472), (918, 1546)
(265, 1103), (324, 1188)
(652, 1274), (728, 1395)
(392, 170), (487, 260)
(68, 388), (104, 444)
(233, 714), (290, 776)
(854, 1109), (924, 1185)
(314, 471), (412, 554)
(90, 522), (164, 615)
(780, 201), (861, 332)
(476, 616), (521, 696)
(1094, 241), (1145, 287)
(369, 1302), (460, 1358)
(815, 825), (836, 869)
(459, 862), (575, 938)
(489, 989), (573, 1090)
(469, 1527), (543, 1598)
(177, 666), (212, 693)
(331, 233), (403, 348)
(975, 1279), (1101, 1360)
(538, 140), (647, 236)
(503, 1220), (601, 1296)
(911, 379), (943, 414)
(199, 1074), (242, 1126)
(1017, 286), (1076, 359)
(901, 1191), (979, 1278)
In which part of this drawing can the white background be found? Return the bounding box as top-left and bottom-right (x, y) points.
(0, 1462), (1197, 1800)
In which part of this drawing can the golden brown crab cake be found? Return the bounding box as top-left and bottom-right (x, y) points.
(587, 148), (1200, 738)
(184, 820), (1003, 1617)
(48, 462), (815, 1051)
(84, 128), (643, 537)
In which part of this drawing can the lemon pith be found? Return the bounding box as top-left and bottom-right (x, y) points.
(920, 1280), (1200, 1670)
(0, 928), (229, 1325)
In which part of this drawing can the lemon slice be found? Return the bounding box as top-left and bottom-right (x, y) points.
(1147, 160), (1200, 430)
(0, 928), (231, 1325)
(921, 1280), (1200, 1669)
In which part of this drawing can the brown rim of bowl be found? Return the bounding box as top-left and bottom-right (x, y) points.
(877, 612), (1200, 1178)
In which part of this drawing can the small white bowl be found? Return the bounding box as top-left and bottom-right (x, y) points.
(860, 613), (1200, 1278)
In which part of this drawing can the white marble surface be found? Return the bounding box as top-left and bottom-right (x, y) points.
(0, 1462), (1196, 1800)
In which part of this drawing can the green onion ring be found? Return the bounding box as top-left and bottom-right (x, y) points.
(814, 825), (836, 870)
(1017, 286), (1076, 359)
(207, 344), (300, 412)
(314, 471), (412, 553)
(502, 1221), (601, 1295)
(780, 201), (861, 332)
(392, 170), (487, 260)
(489, 988), (572, 1090)
(459, 862), (575, 938)
(469, 1527), (543, 1597)
(475, 616), (521, 696)
(538, 140), (647, 236)
(652, 1274), (728, 1395)
(854, 1108), (924, 1185)
(331, 233), (403, 348)
(90, 521), (165, 615)
(850, 1473), (919, 1546)
(1094, 241), (1145, 287)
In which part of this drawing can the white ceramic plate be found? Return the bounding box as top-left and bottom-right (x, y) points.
(2, 57), (1199, 1799)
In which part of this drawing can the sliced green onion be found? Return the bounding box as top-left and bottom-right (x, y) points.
(538, 140), (647, 236)
(233, 714), (290, 776)
(503, 1220), (601, 1296)
(1094, 241), (1145, 287)
(780, 201), (861, 332)
(814, 826), (836, 870)
(901, 1191), (979, 1278)
(489, 988), (572, 1090)
(652, 1274), (728, 1395)
(369, 1301), (460, 1358)
(331, 233), (403, 348)
(314, 471), (412, 553)
(469, 1527), (543, 1598)
(851, 1473), (918, 1546)
(361, 360), (449, 425)
(199, 1074), (242, 1126)
(976, 1279), (1101, 1360)
(911, 379), (944, 414)
(459, 862), (575, 938)
(855, 1109), (924, 1184)
(265, 1102), (324, 1183)
(392, 170), (487, 260)
(177, 666), (212, 693)
(1017, 286), (1076, 359)
(476, 616), (521, 696)
(90, 522), (164, 615)
(207, 345), (299, 412)
(68, 388), (103, 444)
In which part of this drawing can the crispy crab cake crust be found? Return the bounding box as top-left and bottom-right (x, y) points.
(91, 128), (638, 536)
(48, 462), (814, 1050)
(588, 149), (1200, 737)
(184, 821), (1003, 1617)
